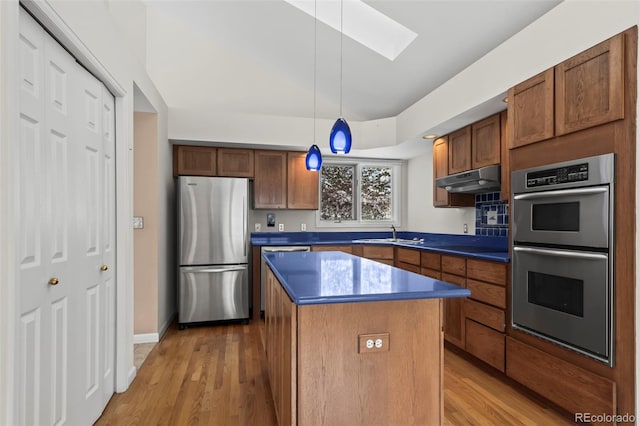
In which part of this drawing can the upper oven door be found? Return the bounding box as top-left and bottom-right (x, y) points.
(513, 185), (609, 248)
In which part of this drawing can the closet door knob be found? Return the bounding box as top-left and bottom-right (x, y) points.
(49, 277), (60, 286)
(100, 265), (109, 272)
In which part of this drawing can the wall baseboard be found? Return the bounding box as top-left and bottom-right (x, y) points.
(159, 312), (177, 340)
(133, 333), (159, 344)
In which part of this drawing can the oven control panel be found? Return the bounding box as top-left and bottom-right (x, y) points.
(526, 163), (589, 188)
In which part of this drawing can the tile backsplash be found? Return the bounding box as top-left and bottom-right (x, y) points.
(475, 192), (508, 237)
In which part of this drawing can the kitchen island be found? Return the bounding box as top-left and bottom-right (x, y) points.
(263, 250), (470, 426)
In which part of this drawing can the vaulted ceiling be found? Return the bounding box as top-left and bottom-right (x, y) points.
(143, 0), (562, 123)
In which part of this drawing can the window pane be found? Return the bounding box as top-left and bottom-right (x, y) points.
(320, 165), (355, 221)
(361, 166), (392, 221)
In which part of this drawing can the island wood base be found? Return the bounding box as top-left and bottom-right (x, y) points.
(265, 268), (443, 425)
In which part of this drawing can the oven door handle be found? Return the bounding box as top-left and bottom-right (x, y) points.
(513, 187), (608, 200)
(513, 246), (608, 260)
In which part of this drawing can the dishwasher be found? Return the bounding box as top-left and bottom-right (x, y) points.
(261, 246), (310, 313)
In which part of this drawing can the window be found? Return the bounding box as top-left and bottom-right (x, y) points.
(318, 159), (402, 227)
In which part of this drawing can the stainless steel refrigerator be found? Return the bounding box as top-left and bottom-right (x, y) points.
(178, 176), (249, 328)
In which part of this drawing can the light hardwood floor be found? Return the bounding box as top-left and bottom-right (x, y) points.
(96, 322), (574, 425)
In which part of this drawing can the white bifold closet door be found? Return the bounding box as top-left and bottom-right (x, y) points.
(17, 9), (116, 426)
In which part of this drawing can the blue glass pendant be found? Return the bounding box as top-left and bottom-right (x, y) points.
(305, 144), (322, 171)
(329, 117), (352, 154)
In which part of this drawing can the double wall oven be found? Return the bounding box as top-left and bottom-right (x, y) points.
(511, 153), (614, 366)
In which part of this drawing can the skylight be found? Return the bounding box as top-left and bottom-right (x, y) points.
(284, 0), (417, 61)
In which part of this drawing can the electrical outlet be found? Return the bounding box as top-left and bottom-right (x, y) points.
(301, 223), (307, 231)
(358, 333), (390, 353)
(463, 223), (468, 234)
(255, 223), (261, 231)
(278, 223), (284, 232)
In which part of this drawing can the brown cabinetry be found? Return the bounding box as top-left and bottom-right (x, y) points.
(433, 137), (474, 208)
(311, 245), (353, 254)
(395, 247), (421, 273)
(448, 127), (472, 174)
(471, 114), (501, 169)
(441, 272), (466, 349)
(216, 148), (254, 177)
(287, 152), (319, 210)
(508, 33), (625, 149)
(361, 245), (394, 266)
(254, 150), (287, 209)
(174, 145), (217, 176)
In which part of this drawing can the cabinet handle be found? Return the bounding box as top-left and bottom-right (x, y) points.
(100, 265), (109, 271)
(49, 277), (60, 286)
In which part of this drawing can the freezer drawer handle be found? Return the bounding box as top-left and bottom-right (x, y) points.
(183, 266), (247, 273)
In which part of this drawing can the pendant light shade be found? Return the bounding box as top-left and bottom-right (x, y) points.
(329, 117), (352, 154)
(305, 144), (322, 171)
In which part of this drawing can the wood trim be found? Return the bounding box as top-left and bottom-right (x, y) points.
(466, 259), (507, 286)
(311, 245), (352, 254)
(252, 246), (261, 321)
(499, 110), (510, 202)
(297, 299), (442, 425)
(506, 337), (616, 417)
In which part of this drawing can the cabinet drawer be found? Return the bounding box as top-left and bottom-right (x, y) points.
(395, 261), (420, 274)
(421, 252), (441, 270)
(374, 259), (394, 266)
(466, 259), (507, 286)
(421, 268), (441, 280)
(396, 248), (420, 266)
(467, 279), (506, 309)
(441, 272), (465, 288)
(441, 255), (465, 276)
(465, 319), (505, 372)
(464, 299), (504, 332)
(312, 245), (352, 254)
(362, 245), (394, 260)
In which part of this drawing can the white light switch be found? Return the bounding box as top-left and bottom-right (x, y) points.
(133, 216), (144, 229)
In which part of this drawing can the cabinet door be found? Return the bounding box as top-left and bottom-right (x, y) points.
(254, 150), (287, 209)
(217, 148), (254, 177)
(448, 126), (471, 174)
(433, 137), (450, 206)
(175, 145), (217, 176)
(441, 272), (466, 349)
(499, 111), (510, 202)
(287, 152), (319, 209)
(471, 114), (500, 169)
(555, 33), (624, 136)
(508, 68), (554, 148)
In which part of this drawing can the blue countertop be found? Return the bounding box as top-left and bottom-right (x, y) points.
(264, 251), (471, 306)
(252, 231), (509, 263)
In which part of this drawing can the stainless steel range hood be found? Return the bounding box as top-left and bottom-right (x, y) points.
(436, 164), (501, 194)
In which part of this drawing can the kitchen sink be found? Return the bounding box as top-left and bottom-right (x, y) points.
(352, 238), (424, 244)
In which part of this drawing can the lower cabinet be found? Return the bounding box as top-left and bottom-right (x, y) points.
(465, 319), (505, 372)
(361, 245), (394, 265)
(311, 245), (353, 254)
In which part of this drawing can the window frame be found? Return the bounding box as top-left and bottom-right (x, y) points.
(316, 157), (403, 228)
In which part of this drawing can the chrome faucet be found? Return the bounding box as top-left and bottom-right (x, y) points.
(391, 225), (397, 241)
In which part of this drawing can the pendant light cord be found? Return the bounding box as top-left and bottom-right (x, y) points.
(313, 0), (317, 143)
(339, 0), (343, 118)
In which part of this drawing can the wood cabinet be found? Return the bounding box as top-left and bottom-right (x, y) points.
(254, 150), (287, 209)
(441, 272), (466, 349)
(509, 33), (625, 149)
(448, 127), (472, 174)
(555, 33), (624, 136)
(174, 145), (217, 176)
(287, 152), (319, 210)
(508, 69), (555, 149)
(499, 111), (510, 202)
(216, 148), (254, 177)
(395, 247), (421, 273)
(433, 137), (474, 208)
(311, 245), (353, 254)
(361, 245), (394, 266)
(471, 114), (501, 169)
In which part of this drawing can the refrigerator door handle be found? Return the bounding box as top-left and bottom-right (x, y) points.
(243, 196), (247, 256)
(182, 265), (248, 273)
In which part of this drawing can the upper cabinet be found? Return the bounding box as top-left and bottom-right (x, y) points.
(174, 145), (217, 176)
(471, 114), (501, 169)
(508, 33), (625, 149)
(287, 152), (319, 210)
(433, 136), (475, 208)
(217, 148), (254, 177)
(448, 127), (472, 174)
(254, 150), (287, 209)
(555, 33), (624, 136)
(507, 69), (555, 149)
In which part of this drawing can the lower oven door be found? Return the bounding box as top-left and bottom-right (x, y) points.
(512, 246), (611, 364)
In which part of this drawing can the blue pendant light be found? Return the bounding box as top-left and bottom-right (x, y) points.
(306, 1), (323, 171)
(305, 144), (322, 171)
(329, 0), (352, 154)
